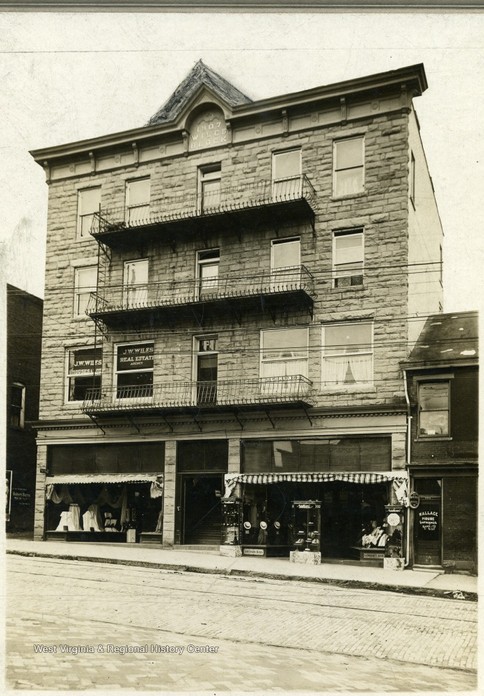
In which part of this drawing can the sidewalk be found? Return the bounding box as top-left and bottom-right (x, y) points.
(6, 537), (478, 600)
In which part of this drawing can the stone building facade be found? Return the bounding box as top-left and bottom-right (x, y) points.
(31, 62), (443, 564)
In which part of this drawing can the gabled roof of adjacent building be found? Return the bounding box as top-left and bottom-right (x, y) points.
(404, 311), (478, 368)
(147, 60), (252, 126)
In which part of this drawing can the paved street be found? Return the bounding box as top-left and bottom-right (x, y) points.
(6, 555), (477, 692)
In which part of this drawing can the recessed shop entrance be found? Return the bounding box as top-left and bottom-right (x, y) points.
(175, 440), (228, 546)
(182, 475), (223, 544)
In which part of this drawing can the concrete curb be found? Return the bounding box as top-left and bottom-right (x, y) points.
(7, 549), (477, 602)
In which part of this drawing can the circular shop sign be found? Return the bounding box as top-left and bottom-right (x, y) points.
(387, 512), (401, 527)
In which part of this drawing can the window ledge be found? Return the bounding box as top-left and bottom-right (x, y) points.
(330, 284), (365, 292)
(317, 385), (376, 395)
(415, 436), (453, 442)
(330, 191), (367, 202)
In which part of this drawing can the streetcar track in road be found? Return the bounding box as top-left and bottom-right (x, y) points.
(8, 558), (477, 625)
(8, 608), (477, 676)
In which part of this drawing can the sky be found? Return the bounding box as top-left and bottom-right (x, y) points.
(1, 10), (483, 313)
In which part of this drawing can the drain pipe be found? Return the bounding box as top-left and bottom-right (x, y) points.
(403, 368), (412, 568)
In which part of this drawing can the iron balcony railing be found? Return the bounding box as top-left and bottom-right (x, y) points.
(81, 375), (315, 414)
(87, 266), (315, 316)
(91, 175), (317, 236)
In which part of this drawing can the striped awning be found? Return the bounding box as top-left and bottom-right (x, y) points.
(45, 473), (163, 485)
(224, 471), (409, 503)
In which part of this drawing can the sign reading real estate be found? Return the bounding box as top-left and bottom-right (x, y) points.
(117, 343), (154, 371)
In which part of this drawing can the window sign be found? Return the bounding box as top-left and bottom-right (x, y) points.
(417, 504), (440, 541)
(117, 343), (154, 371)
(67, 348), (102, 401)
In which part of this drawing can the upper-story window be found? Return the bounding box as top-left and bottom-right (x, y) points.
(409, 151), (416, 205)
(123, 259), (149, 308)
(333, 136), (364, 197)
(272, 149), (302, 200)
(77, 187), (101, 238)
(418, 382), (450, 437)
(333, 229), (364, 288)
(126, 178), (150, 225)
(322, 322), (373, 388)
(261, 327), (309, 379)
(67, 347), (102, 402)
(10, 383), (25, 428)
(198, 165), (221, 213)
(74, 265), (97, 317)
(115, 342), (154, 400)
(197, 249), (220, 297)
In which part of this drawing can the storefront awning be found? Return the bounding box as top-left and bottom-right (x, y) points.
(224, 471), (409, 504)
(45, 473), (163, 485)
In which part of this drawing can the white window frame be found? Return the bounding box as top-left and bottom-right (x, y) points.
(115, 341), (154, 401)
(123, 258), (149, 308)
(65, 347), (102, 403)
(125, 177), (150, 225)
(74, 265), (97, 318)
(196, 249), (220, 298)
(272, 148), (302, 200)
(260, 327), (309, 378)
(321, 322), (373, 390)
(333, 136), (365, 198)
(332, 229), (364, 288)
(198, 165), (221, 213)
(10, 383), (25, 428)
(77, 186), (101, 238)
(418, 381), (451, 438)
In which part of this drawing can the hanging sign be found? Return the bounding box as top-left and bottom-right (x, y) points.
(6, 470), (12, 521)
(408, 491), (421, 509)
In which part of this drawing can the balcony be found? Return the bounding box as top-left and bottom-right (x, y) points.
(81, 375), (315, 416)
(91, 176), (317, 246)
(87, 266), (315, 326)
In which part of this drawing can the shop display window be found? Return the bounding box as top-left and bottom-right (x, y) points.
(291, 500), (321, 552)
(221, 497), (243, 545)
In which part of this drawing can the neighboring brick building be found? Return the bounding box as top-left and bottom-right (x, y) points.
(6, 284), (43, 534)
(402, 311), (478, 573)
(30, 61), (444, 565)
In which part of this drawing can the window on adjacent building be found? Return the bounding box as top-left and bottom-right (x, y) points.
(123, 258), (149, 308)
(197, 249), (220, 297)
(67, 348), (102, 402)
(195, 336), (218, 404)
(418, 382), (450, 436)
(272, 149), (302, 199)
(198, 165), (221, 213)
(409, 151), (416, 204)
(77, 187), (101, 238)
(333, 136), (364, 197)
(261, 328), (309, 379)
(74, 266), (97, 317)
(115, 342), (154, 399)
(10, 383), (25, 428)
(322, 322), (373, 388)
(333, 229), (364, 287)
(126, 178), (150, 225)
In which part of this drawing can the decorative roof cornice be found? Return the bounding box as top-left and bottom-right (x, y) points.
(30, 63), (427, 165)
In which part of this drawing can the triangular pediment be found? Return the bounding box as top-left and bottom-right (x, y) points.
(147, 60), (252, 127)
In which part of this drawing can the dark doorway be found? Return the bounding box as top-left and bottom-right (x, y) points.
(414, 478), (442, 566)
(183, 475), (223, 544)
